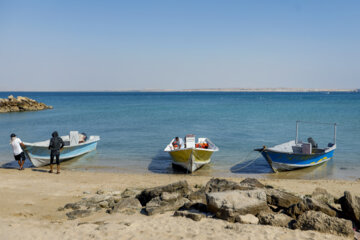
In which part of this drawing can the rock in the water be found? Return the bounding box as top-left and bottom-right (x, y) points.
(137, 181), (190, 206)
(239, 178), (265, 189)
(174, 210), (204, 221)
(0, 95), (52, 113)
(108, 198), (142, 214)
(204, 178), (252, 193)
(66, 209), (92, 220)
(206, 190), (269, 222)
(235, 214), (259, 225)
(257, 212), (294, 228)
(294, 211), (354, 238)
(146, 196), (189, 216)
(265, 189), (302, 209)
(338, 191), (360, 227)
(286, 197), (337, 218)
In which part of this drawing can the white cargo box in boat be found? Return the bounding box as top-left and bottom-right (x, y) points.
(70, 131), (79, 146)
(186, 134), (195, 148)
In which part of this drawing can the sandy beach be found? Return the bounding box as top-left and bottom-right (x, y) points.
(1, 168), (359, 240)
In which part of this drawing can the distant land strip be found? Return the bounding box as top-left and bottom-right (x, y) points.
(1, 88), (359, 92)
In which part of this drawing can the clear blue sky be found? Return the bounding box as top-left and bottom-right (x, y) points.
(0, 0), (359, 91)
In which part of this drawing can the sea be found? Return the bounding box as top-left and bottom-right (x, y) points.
(0, 91), (359, 180)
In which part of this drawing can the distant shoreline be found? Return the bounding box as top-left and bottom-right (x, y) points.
(0, 88), (359, 93)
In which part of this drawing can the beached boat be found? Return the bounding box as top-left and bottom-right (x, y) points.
(23, 131), (100, 167)
(164, 134), (219, 173)
(255, 121), (337, 172)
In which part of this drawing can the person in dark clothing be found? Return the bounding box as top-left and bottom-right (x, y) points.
(48, 131), (64, 174)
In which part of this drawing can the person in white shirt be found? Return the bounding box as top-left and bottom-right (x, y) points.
(10, 133), (26, 170)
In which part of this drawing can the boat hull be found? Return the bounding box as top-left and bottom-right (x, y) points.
(261, 149), (335, 172)
(24, 141), (98, 167)
(168, 148), (214, 173)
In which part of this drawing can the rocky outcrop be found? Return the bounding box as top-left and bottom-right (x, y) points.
(57, 178), (360, 238)
(294, 211), (354, 238)
(338, 191), (360, 227)
(206, 189), (269, 222)
(0, 95), (52, 113)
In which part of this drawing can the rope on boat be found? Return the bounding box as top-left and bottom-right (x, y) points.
(231, 149), (263, 172)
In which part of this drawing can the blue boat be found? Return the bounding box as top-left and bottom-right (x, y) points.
(23, 131), (100, 167)
(255, 121), (337, 172)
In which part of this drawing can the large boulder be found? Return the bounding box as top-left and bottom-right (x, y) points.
(206, 189), (269, 222)
(338, 191), (360, 227)
(257, 212), (294, 228)
(204, 178), (253, 193)
(286, 197), (337, 218)
(137, 181), (190, 206)
(294, 211), (354, 238)
(265, 189), (302, 209)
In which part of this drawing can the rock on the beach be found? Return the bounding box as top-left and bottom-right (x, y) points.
(265, 188), (302, 209)
(257, 212), (294, 228)
(294, 211), (354, 238)
(0, 95), (52, 113)
(235, 214), (259, 225)
(239, 178), (265, 189)
(145, 196), (189, 216)
(107, 197), (142, 215)
(121, 188), (142, 198)
(286, 197), (337, 218)
(174, 210), (204, 221)
(66, 209), (92, 220)
(338, 191), (360, 227)
(204, 178), (253, 193)
(206, 189), (269, 222)
(99, 201), (109, 208)
(137, 180), (190, 206)
(311, 187), (336, 206)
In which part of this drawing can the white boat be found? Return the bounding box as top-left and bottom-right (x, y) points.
(23, 131), (100, 167)
(164, 134), (219, 173)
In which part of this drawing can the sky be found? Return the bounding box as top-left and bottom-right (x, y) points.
(0, 0), (359, 91)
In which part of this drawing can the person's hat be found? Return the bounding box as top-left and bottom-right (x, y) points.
(10, 133), (16, 138)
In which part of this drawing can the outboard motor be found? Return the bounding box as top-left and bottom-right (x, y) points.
(307, 137), (318, 148)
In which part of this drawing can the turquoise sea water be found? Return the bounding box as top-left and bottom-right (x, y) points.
(0, 92), (359, 179)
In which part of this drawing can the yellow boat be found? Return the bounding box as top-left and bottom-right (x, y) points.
(164, 134), (219, 173)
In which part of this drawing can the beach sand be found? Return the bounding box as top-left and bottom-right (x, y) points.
(0, 168), (359, 240)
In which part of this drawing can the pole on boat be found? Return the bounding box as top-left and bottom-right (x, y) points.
(295, 120), (299, 144)
(334, 123), (337, 145)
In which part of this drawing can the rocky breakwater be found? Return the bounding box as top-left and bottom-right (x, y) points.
(0, 95), (53, 113)
(60, 178), (360, 239)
